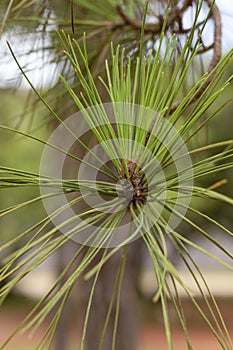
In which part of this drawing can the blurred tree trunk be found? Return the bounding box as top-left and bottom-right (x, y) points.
(84, 240), (143, 350)
(54, 242), (80, 350)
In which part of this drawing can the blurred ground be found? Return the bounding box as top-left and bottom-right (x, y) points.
(0, 296), (232, 350)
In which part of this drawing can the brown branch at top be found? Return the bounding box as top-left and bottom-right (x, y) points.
(116, 0), (193, 35)
(170, 0), (222, 113)
(144, 0), (222, 146)
(116, 1), (221, 117)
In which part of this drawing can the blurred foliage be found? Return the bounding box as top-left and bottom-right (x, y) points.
(0, 89), (49, 244)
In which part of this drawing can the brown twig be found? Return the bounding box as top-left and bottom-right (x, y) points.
(0, 0), (14, 39)
(173, 19), (206, 34)
(206, 0), (222, 73)
(197, 43), (214, 54)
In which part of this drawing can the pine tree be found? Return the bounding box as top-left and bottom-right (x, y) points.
(0, 1), (232, 350)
